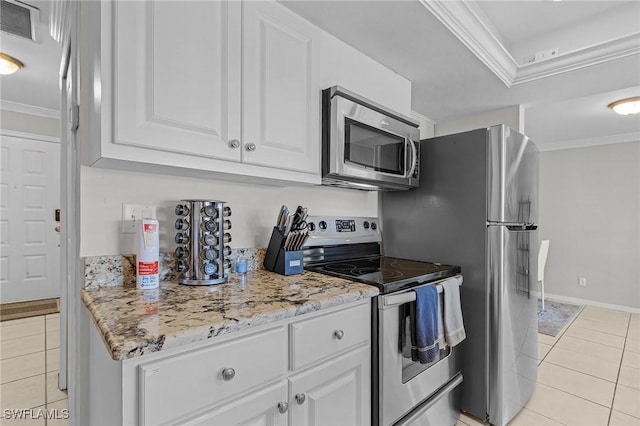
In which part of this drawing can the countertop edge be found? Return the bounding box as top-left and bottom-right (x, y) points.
(82, 273), (379, 361)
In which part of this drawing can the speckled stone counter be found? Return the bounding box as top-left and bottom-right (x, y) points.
(82, 270), (378, 361)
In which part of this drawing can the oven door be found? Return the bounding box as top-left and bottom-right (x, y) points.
(375, 278), (463, 426)
(324, 91), (420, 189)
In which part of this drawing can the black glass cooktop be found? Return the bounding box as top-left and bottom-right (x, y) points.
(306, 256), (461, 294)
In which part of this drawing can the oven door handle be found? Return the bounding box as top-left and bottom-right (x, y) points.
(394, 374), (464, 426)
(381, 275), (463, 308)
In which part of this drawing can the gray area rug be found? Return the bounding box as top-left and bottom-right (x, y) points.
(538, 299), (584, 337)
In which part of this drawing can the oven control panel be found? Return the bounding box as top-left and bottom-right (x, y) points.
(336, 219), (356, 232)
(304, 216), (381, 247)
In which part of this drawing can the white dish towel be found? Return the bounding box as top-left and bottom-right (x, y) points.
(441, 276), (466, 347)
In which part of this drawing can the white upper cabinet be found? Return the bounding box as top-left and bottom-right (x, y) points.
(242, 2), (319, 174)
(83, 0), (410, 185)
(114, 1), (242, 162)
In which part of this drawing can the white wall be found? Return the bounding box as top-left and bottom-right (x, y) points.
(434, 105), (524, 136)
(411, 111), (436, 139)
(0, 109), (60, 138)
(80, 166), (378, 256)
(540, 141), (640, 310)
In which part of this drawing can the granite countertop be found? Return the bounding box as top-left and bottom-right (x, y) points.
(82, 270), (379, 361)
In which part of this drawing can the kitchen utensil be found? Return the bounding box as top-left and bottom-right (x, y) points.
(276, 205), (288, 231)
(284, 214), (293, 236)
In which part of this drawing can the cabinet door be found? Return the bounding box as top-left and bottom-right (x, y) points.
(289, 346), (371, 426)
(113, 1), (241, 161)
(138, 327), (287, 425)
(242, 1), (320, 174)
(181, 382), (288, 426)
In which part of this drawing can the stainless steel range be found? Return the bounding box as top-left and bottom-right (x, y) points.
(303, 216), (463, 426)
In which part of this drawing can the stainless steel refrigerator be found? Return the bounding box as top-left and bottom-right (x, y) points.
(381, 125), (539, 426)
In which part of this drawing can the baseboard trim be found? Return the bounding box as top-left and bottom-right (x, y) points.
(534, 291), (640, 315)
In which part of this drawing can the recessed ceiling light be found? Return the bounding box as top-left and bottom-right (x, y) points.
(0, 52), (24, 75)
(607, 97), (640, 116)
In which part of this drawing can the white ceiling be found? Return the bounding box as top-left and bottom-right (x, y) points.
(1, 0), (639, 150)
(0, 0), (61, 114)
(281, 0), (640, 149)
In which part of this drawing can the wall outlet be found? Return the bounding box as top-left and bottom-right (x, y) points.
(579, 277), (587, 287)
(122, 204), (157, 234)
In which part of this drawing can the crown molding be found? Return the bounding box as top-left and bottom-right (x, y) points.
(536, 131), (640, 152)
(0, 100), (61, 119)
(515, 34), (640, 85)
(420, 1), (640, 87)
(419, 0), (517, 87)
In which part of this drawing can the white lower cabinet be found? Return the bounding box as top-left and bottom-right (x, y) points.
(181, 382), (289, 426)
(138, 327), (287, 425)
(289, 347), (371, 426)
(87, 300), (371, 425)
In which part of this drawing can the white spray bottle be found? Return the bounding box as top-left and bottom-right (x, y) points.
(136, 218), (160, 289)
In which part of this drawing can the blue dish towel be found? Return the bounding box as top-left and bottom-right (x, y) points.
(410, 285), (440, 364)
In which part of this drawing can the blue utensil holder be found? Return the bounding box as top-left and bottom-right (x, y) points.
(263, 227), (304, 276)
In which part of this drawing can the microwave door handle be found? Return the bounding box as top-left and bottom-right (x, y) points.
(405, 138), (417, 179)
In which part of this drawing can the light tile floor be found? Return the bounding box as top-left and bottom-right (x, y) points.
(457, 306), (640, 426)
(1, 308), (638, 426)
(0, 314), (68, 426)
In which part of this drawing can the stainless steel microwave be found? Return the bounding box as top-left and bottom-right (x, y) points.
(322, 86), (420, 191)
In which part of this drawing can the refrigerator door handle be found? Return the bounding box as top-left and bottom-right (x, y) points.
(506, 224), (538, 231)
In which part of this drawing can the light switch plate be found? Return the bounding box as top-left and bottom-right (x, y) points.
(122, 204), (157, 234)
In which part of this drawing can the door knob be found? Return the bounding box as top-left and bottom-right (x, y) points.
(228, 139), (240, 149)
(54, 226), (61, 233)
(245, 143), (256, 152)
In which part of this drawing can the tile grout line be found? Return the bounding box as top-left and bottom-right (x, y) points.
(541, 358), (620, 385)
(534, 310), (620, 424)
(607, 314), (635, 424)
(532, 377), (616, 412)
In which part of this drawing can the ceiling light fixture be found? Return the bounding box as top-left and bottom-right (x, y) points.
(608, 96), (640, 115)
(0, 52), (24, 75)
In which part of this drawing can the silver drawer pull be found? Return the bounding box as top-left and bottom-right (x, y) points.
(228, 139), (240, 148)
(221, 367), (235, 381)
(295, 393), (306, 405)
(334, 330), (344, 340)
(277, 401), (288, 414)
(245, 142), (256, 152)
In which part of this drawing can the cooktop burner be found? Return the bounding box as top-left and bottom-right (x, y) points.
(306, 256), (461, 294)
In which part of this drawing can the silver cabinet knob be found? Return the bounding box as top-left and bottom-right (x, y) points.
(221, 367), (235, 381)
(334, 330), (344, 340)
(245, 142), (256, 152)
(295, 393), (306, 405)
(277, 401), (288, 414)
(228, 139), (240, 148)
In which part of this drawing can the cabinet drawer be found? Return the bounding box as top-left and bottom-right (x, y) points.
(290, 303), (370, 370)
(138, 326), (286, 425)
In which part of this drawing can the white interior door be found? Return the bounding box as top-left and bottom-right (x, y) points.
(0, 133), (61, 303)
